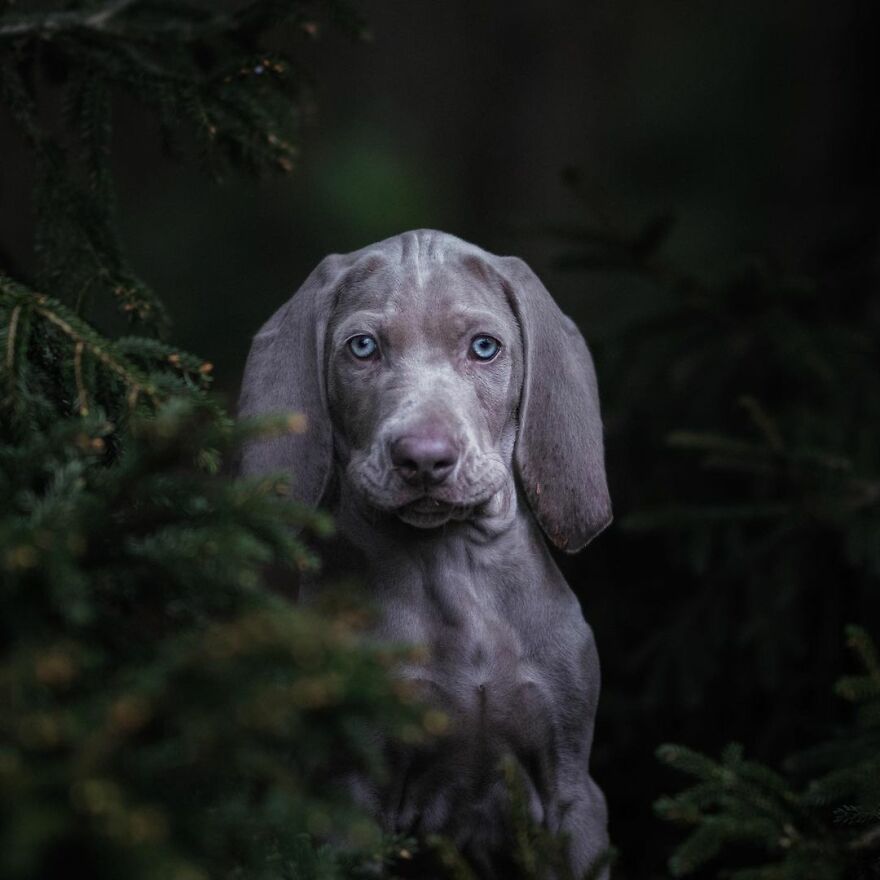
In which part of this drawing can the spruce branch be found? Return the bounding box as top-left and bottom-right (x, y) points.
(0, 0), (138, 40)
(25, 291), (158, 403)
(0, 275), (160, 412)
(0, 1), (351, 328)
(657, 628), (880, 878)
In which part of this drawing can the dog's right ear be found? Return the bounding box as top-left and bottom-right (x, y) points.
(238, 254), (348, 508)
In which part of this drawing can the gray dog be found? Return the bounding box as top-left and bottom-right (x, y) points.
(238, 230), (612, 878)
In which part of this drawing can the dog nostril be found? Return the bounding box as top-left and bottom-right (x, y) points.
(390, 435), (458, 486)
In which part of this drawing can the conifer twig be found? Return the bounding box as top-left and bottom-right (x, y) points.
(1, 278), (160, 406)
(0, 0), (137, 39)
(33, 296), (158, 405)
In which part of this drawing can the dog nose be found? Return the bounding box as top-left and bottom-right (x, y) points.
(390, 433), (458, 486)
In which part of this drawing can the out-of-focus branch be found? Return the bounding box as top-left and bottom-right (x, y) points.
(0, 0), (138, 39)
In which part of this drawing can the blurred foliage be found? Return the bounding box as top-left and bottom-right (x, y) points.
(0, 401), (426, 880)
(0, 3), (423, 879)
(552, 168), (880, 878)
(656, 625), (880, 878)
(555, 164), (879, 717)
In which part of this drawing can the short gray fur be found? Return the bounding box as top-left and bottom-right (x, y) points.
(238, 230), (612, 877)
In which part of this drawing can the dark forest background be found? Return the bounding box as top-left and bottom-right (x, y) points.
(1, 1), (879, 878)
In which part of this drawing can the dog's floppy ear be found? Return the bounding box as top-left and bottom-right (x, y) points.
(238, 254), (349, 507)
(498, 256), (612, 552)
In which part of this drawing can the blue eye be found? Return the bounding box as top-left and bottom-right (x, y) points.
(348, 334), (378, 359)
(470, 335), (501, 361)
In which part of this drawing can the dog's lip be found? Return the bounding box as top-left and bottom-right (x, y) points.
(395, 496), (460, 529)
(402, 496), (453, 514)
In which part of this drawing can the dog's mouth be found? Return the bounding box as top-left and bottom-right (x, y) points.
(407, 497), (449, 513)
(348, 451), (510, 529)
(396, 497), (464, 529)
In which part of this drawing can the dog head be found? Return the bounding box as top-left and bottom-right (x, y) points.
(238, 230), (611, 551)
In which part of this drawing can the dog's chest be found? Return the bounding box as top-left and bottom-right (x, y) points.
(378, 558), (566, 757)
(430, 617), (555, 757)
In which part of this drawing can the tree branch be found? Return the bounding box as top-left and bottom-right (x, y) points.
(850, 821), (880, 852)
(0, 0), (138, 40)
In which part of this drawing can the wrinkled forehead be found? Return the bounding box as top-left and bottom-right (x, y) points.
(329, 253), (517, 336)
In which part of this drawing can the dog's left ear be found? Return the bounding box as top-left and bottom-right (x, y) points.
(497, 256), (612, 552)
(238, 253), (350, 508)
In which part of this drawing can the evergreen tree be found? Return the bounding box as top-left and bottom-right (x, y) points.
(0, 4), (426, 878)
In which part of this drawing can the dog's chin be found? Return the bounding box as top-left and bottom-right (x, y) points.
(395, 498), (460, 529)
